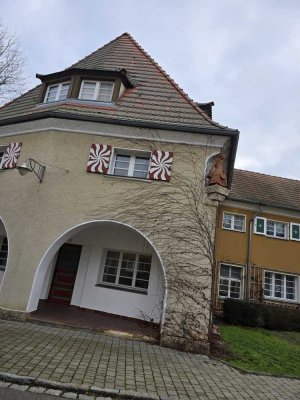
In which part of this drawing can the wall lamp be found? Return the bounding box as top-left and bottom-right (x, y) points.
(17, 158), (68, 183)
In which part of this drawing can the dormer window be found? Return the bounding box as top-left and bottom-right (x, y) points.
(44, 82), (70, 103)
(79, 80), (114, 102)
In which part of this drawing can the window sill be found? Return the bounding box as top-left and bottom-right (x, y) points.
(96, 283), (148, 295)
(104, 174), (152, 183)
(222, 227), (246, 233)
(254, 233), (288, 240)
(264, 296), (298, 304)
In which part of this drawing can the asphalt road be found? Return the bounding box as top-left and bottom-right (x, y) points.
(0, 388), (59, 399)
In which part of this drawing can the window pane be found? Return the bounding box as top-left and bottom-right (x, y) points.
(230, 267), (242, 280)
(114, 154), (130, 176)
(98, 82), (114, 102)
(223, 213), (232, 229)
(286, 275), (296, 300)
(81, 82), (96, 100)
(233, 215), (244, 231)
(0, 238), (8, 267)
(133, 156), (149, 179)
(102, 251), (120, 284)
(266, 221), (275, 236)
(58, 83), (70, 100)
(275, 222), (285, 238)
(46, 85), (58, 102)
(274, 273), (284, 298)
(220, 264), (230, 278)
(264, 272), (272, 297)
(118, 252), (135, 286)
(219, 278), (229, 297)
(230, 281), (241, 298)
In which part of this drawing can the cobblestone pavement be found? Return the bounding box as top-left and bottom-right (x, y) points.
(0, 320), (299, 400)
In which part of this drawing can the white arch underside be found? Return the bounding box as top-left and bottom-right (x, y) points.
(27, 220), (167, 329)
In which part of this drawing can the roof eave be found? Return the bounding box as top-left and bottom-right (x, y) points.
(227, 197), (300, 214)
(0, 111), (239, 137)
(36, 68), (134, 88)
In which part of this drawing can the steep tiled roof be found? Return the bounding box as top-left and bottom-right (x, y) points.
(230, 169), (300, 212)
(0, 33), (236, 132)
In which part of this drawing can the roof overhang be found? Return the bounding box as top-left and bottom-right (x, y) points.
(36, 68), (134, 88)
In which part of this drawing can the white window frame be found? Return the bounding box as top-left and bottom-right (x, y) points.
(222, 212), (246, 232)
(290, 223), (300, 241)
(263, 270), (299, 303)
(44, 81), (70, 103)
(218, 263), (244, 299)
(99, 249), (152, 293)
(254, 217), (289, 240)
(0, 145), (7, 169)
(109, 148), (151, 179)
(78, 80), (115, 102)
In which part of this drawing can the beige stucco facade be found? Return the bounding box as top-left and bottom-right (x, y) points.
(0, 117), (230, 352)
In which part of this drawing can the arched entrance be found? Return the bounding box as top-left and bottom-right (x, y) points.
(27, 220), (167, 336)
(0, 218), (8, 290)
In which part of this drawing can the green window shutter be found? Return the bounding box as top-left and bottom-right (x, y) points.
(254, 217), (266, 234)
(290, 223), (300, 240)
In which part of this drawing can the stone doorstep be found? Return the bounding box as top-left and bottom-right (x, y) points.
(0, 372), (164, 400)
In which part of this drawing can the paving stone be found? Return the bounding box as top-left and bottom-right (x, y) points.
(78, 395), (94, 400)
(10, 384), (29, 391)
(45, 388), (63, 396)
(0, 320), (300, 400)
(62, 392), (78, 399)
(29, 386), (46, 393)
(0, 381), (11, 388)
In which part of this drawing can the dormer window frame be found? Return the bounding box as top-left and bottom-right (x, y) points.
(44, 81), (71, 103)
(78, 79), (115, 103)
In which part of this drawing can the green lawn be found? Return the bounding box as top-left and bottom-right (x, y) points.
(219, 325), (300, 377)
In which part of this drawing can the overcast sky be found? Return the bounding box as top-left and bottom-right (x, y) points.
(2, 0), (300, 179)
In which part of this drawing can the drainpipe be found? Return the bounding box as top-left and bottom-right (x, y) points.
(246, 205), (263, 301)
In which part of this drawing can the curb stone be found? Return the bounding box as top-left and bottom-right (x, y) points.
(0, 371), (164, 399)
(210, 356), (300, 381)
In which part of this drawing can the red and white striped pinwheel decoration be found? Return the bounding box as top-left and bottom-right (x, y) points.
(148, 150), (174, 181)
(2, 142), (22, 169)
(86, 144), (112, 174)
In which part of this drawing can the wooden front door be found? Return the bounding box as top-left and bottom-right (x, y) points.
(48, 244), (82, 305)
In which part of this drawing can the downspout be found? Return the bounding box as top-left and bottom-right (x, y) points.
(246, 205), (263, 301)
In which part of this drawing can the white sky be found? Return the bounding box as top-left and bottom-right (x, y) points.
(2, 0), (300, 179)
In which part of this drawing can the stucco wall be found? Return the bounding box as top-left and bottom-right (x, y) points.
(216, 204), (300, 273)
(0, 118), (227, 350)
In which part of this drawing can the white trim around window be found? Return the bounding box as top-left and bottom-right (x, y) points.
(109, 147), (151, 179)
(254, 216), (289, 239)
(44, 81), (70, 103)
(79, 80), (115, 102)
(98, 249), (152, 294)
(222, 212), (246, 232)
(218, 262), (244, 299)
(264, 270), (299, 303)
(290, 223), (300, 241)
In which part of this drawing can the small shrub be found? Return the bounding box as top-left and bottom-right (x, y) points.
(223, 299), (263, 327)
(263, 304), (300, 331)
(223, 299), (300, 331)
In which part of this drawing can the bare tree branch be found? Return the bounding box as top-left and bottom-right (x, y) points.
(0, 21), (26, 104)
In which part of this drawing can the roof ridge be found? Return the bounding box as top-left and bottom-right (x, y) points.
(124, 33), (227, 130)
(235, 168), (300, 183)
(67, 32), (128, 70)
